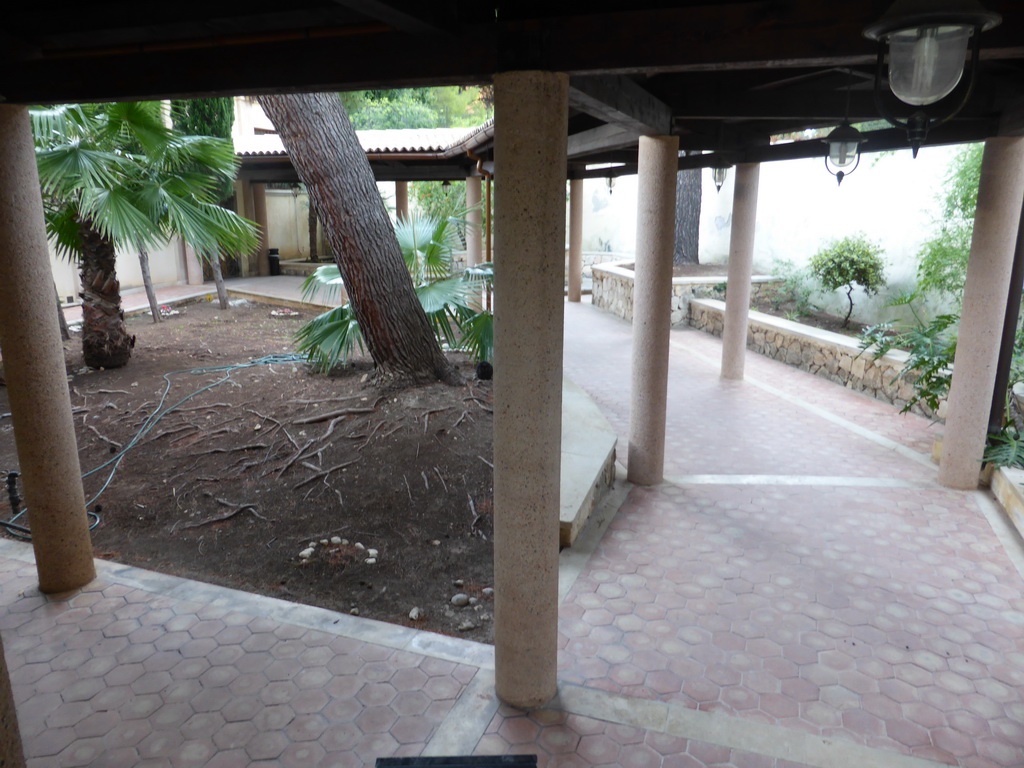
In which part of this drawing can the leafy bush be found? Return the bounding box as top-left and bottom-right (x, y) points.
(809, 234), (886, 327)
(767, 259), (820, 317)
(859, 292), (958, 414)
(915, 143), (982, 305)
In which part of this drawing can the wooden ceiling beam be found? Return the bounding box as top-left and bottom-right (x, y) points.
(568, 75), (672, 135)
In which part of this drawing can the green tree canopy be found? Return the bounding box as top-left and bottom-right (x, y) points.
(341, 87), (491, 130)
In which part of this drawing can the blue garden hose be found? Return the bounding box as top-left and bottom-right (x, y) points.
(2, 354), (305, 541)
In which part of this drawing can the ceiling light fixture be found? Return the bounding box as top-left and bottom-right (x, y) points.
(864, 0), (1001, 157)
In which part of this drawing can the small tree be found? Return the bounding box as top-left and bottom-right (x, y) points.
(809, 233), (887, 328)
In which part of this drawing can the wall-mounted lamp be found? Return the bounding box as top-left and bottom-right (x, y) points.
(442, 179), (452, 195)
(823, 123), (867, 186)
(864, 0), (1001, 156)
(605, 176), (615, 194)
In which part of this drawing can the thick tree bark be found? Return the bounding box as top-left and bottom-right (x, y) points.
(674, 163), (702, 266)
(79, 221), (134, 369)
(258, 93), (461, 387)
(55, 284), (70, 341)
(308, 197), (319, 263)
(138, 248), (163, 323)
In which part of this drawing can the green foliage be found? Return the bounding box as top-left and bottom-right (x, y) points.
(767, 259), (820, 316)
(983, 427), (1024, 469)
(341, 87), (491, 130)
(859, 292), (958, 414)
(170, 98), (234, 141)
(30, 102), (257, 262)
(809, 233), (886, 327)
(296, 214), (493, 371)
(915, 143), (983, 304)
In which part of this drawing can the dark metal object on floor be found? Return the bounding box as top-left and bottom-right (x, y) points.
(376, 757), (537, 767)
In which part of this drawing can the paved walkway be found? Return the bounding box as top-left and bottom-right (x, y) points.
(3, 278), (1021, 767)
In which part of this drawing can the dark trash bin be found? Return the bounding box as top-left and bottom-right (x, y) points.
(268, 248), (281, 276)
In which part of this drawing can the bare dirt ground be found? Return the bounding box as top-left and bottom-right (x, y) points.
(0, 300), (496, 643)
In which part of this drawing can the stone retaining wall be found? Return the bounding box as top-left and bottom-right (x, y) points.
(689, 298), (946, 420)
(592, 260), (776, 326)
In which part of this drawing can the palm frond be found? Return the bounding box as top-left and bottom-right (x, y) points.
(457, 310), (494, 363)
(415, 277), (473, 314)
(294, 305), (364, 372)
(301, 264), (346, 304)
(35, 144), (129, 199)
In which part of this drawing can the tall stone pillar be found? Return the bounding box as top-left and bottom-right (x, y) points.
(939, 137), (1024, 489)
(395, 181), (410, 222)
(492, 71), (568, 709)
(627, 136), (679, 486)
(721, 163), (760, 380)
(0, 631), (25, 768)
(466, 175), (483, 267)
(568, 178), (584, 303)
(0, 105), (96, 593)
(252, 182), (270, 276)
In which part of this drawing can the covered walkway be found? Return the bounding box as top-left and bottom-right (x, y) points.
(3, 288), (1023, 767)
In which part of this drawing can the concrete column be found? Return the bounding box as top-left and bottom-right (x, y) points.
(492, 70), (568, 710)
(0, 631), (25, 768)
(721, 163), (760, 380)
(466, 175), (483, 267)
(252, 182), (270, 276)
(395, 180), (409, 222)
(568, 178), (584, 302)
(0, 105), (96, 593)
(627, 136), (679, 486)
(939, 137), (1024, 489)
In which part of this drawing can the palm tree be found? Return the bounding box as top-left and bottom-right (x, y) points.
(296, 212), (493, 372)
(30, 102), (258, 369)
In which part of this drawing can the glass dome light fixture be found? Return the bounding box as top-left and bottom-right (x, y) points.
(823, 123), (867, 186)
(864, 0), (1001, 157)
(709, 157), (732, 193)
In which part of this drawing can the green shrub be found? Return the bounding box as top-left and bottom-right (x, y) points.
(768, 259), (820, 317)
(809, 234), (886, 327)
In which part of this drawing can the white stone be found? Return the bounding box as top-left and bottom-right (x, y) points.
(320, 539), (329, 545)
(330, 536), (342, 545)
(365, 558), (377, 565)
(367, 548), (379, 558)
(457, 621), (475, 632)
(482, 587), (494, 597)
(451, 593), (470, 607)
(355, 542), (365, 550)
(299, 548), (314, 559)
(409, 607), (423, 621)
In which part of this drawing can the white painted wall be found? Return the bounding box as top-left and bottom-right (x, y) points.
(578, 144), (966, 324)
(51, 238), (188, 306)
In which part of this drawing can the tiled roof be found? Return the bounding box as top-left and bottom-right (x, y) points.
(236, 122), (493, 157)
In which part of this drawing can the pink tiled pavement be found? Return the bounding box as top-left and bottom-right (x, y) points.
(560, 302), (1024, 767)
(0, 557), (475, 767)
(3, 285), (1024, 767)
(479, 705), (817, 767)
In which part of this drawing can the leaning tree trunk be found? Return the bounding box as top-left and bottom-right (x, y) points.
(673, 160), (702, 266)
(209, 252), (230, 309)
(308, 196), (319, 263)
(258, 93), (461, 387)
(138, 248), (163, 323)
(55, 283), (70, 341)
(78, 221), (135, 369)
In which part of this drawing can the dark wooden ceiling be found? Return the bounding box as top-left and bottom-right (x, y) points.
(4, 1), (1022, 177)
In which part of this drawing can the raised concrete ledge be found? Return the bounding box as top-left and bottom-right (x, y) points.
(991, 466), (1024, 542)
(692, 297), (911, 363)
(591, 258), (777, 288)
(561, 377), (617, 547)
